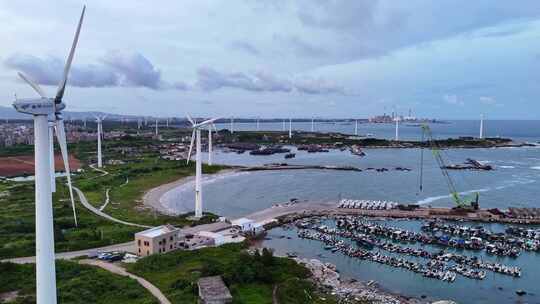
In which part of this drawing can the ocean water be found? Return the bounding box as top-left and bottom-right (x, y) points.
(163, 147), (540, 217)
(214, 120), (540, 142)
(161, 120), (540, 303)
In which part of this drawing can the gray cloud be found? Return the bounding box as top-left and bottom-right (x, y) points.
(196, 67), (293, 93)
(293, 76), (344, 94)
(196, 66), (342, 95)
(4, 51), (186, 90)
(288, 0), (540, 63)
(100, 51), (162, 89)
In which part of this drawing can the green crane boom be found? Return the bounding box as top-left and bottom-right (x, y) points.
(419, 125), (479, 210)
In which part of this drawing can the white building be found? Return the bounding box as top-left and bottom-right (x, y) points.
(231, 218), (255, 232)
(231, 218), (264, 235)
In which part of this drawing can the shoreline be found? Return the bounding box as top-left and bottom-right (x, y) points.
(142, 169), (238, 215)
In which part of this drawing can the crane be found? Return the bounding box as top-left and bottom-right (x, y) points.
(419, 124), (479, 210)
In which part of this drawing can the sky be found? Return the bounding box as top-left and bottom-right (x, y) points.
(1, 0), (540, 119)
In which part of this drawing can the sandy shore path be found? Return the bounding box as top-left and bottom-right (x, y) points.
(142, 169), (237, 215)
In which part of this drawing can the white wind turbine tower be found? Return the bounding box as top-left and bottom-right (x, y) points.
(289, 118), (292, 138)
(49, 122), (56, 192)
(137, 118), (142, 130)
(229, 116), (234, 133)
(186, 115), (219, 218)
(12, 6), (84, 304)
(394, 116), (400, 141)
(155, 118), (159, 136)
(311, 117), (315, 132)
(256, 116), (260, 131)
(354, 119), (358, 136)
(95, 115), (106, 168)
(479, 114), (484, 139)
(207, 123), (218, 166)
(282, 119), (286, 131)
(83, 117), (86, 129)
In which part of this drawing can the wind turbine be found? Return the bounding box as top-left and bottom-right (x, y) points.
(155, 118), (159, 136)
(11, 6), (84, 304)
(289, 118), (292, 139)
(394, 116), (400, 141)
(229, 116), (234, 133)
(311, 117), (315, 132)
(207, 123), (218, 166)
(95, 115), (106, 168)
(186, 115), (219, 218)
(354, 119), (358, 136)
(282, 119), (286, 131)
(83, 117), (86, 129)
(479, 114), (484, 139)
(256, 116), (260, 131)
(49, 122), (56, 192)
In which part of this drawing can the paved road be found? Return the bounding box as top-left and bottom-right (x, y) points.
(80, 259), (171, 304)
(3, 242), (135, 264)
(4, 200), (336, 264)
(73, 185), (151, 228)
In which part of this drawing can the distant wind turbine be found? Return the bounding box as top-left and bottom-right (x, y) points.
(186, 115), (219, 218)
(289, 118), (292, 139)
(95, 115), (106, 168)
(479, 114), (484, 139)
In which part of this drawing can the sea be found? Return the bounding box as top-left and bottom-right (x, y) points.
(162, 120), (540, 304)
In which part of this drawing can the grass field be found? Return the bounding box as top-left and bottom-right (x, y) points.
(0, 260), (158, 303)
(127, 243), (340, 304)
(0, 135), (226, 259)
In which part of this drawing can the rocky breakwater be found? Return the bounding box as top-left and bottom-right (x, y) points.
(295, 258), (424, 304)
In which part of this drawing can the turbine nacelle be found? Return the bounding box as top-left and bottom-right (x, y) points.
(13, 98), (64, 116)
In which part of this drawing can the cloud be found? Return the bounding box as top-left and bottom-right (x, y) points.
(293, 76), (344, 94)
(287, 0), (540, 63)
(4, 51), (187, 91)
(196, 67), (293, 93)
(100, 51), (163, 89)
(443, 94), (464, 106)
(195, 67), (343, 95)
(4, 54), (117, 88)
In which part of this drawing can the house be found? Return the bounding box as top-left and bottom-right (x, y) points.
(231, 218), (254, 232)
(197, 276), (233, 304)
(135, 224), (179, 257)
(231, 218), (264, 236)
(197, 231), (226, 246)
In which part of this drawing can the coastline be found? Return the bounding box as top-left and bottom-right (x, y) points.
(142, 168), (238, 215)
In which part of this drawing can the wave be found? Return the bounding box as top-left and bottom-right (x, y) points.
(417, 188), (490, 205)
(498, 165), (515, 169)
(418, 174), (537, 205)
(531, 166), (540, 170)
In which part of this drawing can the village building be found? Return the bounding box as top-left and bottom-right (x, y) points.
(197, 276), (233, 304)
(135, 224), (179, 257)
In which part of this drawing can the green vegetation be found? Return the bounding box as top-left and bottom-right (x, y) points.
(0, 135), (226, 259)
(217, 130), (514, 148)
(0, 260), (157, 303)
(127, 243), (339, 304)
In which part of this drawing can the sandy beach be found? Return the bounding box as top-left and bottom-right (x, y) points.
(142, 169), (238, 215)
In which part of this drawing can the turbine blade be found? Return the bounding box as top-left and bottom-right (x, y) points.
(186, 129), (195, 164)
(56, 119), (78, 227)
(196, 117), (220, 128)
(186, 115), (195, 125)
(55, 5), (85, 104)
(17, 72), (47, 98)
